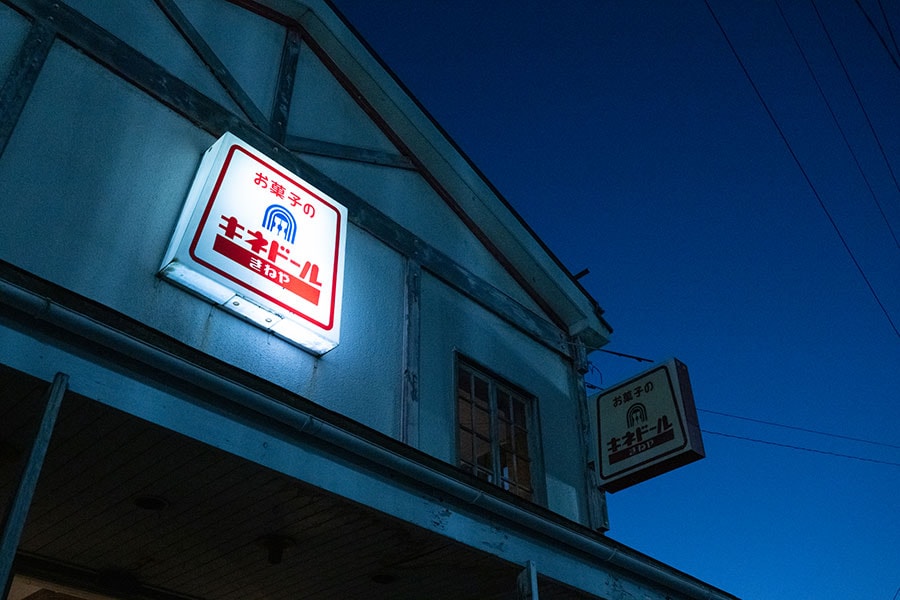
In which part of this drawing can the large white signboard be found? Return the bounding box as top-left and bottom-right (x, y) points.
(596, 358), (704, 492)
(159, 132), (347, 355)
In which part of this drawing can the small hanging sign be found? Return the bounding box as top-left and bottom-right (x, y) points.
(595, 358), (705, 492)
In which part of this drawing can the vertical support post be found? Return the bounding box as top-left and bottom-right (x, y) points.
(516, 560), (539, 600)
(570, 336), (609, 532)
(0, 372), (68, 599)
(400, 260), (421, 446)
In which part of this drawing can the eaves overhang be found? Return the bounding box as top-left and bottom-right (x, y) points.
(0, 267), (733, 600)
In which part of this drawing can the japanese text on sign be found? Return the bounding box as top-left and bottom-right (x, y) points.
(216, 214), (322, 306)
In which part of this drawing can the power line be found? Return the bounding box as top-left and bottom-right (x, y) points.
(699, 407), (900, 449)
(852, 0), (900, 71)
(874, 0), (900, 61)
(777, 0), (900, 251)
(703, 0), (900, 338)
(809, 0), (900, 247)
(702, 429), (900, 467)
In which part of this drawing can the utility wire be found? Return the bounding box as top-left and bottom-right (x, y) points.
(699, 407), (900, 449)
(852, 0), (900, 71)
(702, 429), (900, 467)
(811, 0), (900, 245)
(703, 0), (900, 338)
(777, 0), (900, 250)
(875, 0), (900, 61)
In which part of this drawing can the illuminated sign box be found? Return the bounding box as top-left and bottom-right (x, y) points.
(595, 358), (705, 492)
(159, 132), (347, 355)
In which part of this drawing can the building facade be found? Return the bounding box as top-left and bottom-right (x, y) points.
(0, 1), (736, 599)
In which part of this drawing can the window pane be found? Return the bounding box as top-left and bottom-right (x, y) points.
(473, 406), (491, 438)
(457, 396), (472, 430)
(512, 483), (532, 500)
(514, 428), (530, 458)
(517, 457), (532, 490)
(498, 417), (511, 447)
(473, 375), (489, 410)
(512, 397), (527, 428)
(457, 366), (471, 395)
(455, 359), (536, 502)
(496, 389), (511, 423)
(458, 429), (474, 466)
(500, 450), (514, 484)
(475, 435), (492, 471)
(476, 467), (493, 483)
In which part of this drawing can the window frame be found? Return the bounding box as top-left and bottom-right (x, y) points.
(454, 355), (543, 502)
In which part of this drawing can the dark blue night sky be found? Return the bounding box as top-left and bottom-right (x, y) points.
(330, 1), (900, 597)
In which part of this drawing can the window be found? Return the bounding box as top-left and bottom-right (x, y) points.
(456, 359), (535, 501)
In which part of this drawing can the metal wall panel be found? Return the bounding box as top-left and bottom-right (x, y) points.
(298, 226), (405, 434)
(0, 42), (215, 291)
(289, 38), (399, 153)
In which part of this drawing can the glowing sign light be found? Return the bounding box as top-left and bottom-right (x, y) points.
(159, 132), (347, 355)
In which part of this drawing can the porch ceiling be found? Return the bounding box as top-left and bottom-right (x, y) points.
(0, 365), (594, 600)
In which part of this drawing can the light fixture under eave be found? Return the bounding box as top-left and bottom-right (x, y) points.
(259, 535), (295, 565)
(133, 495), (169, 511)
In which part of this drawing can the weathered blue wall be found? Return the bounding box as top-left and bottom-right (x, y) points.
(0, 0), (589, 525)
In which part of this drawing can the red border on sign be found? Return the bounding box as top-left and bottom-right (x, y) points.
(188, 144), (343, 331)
